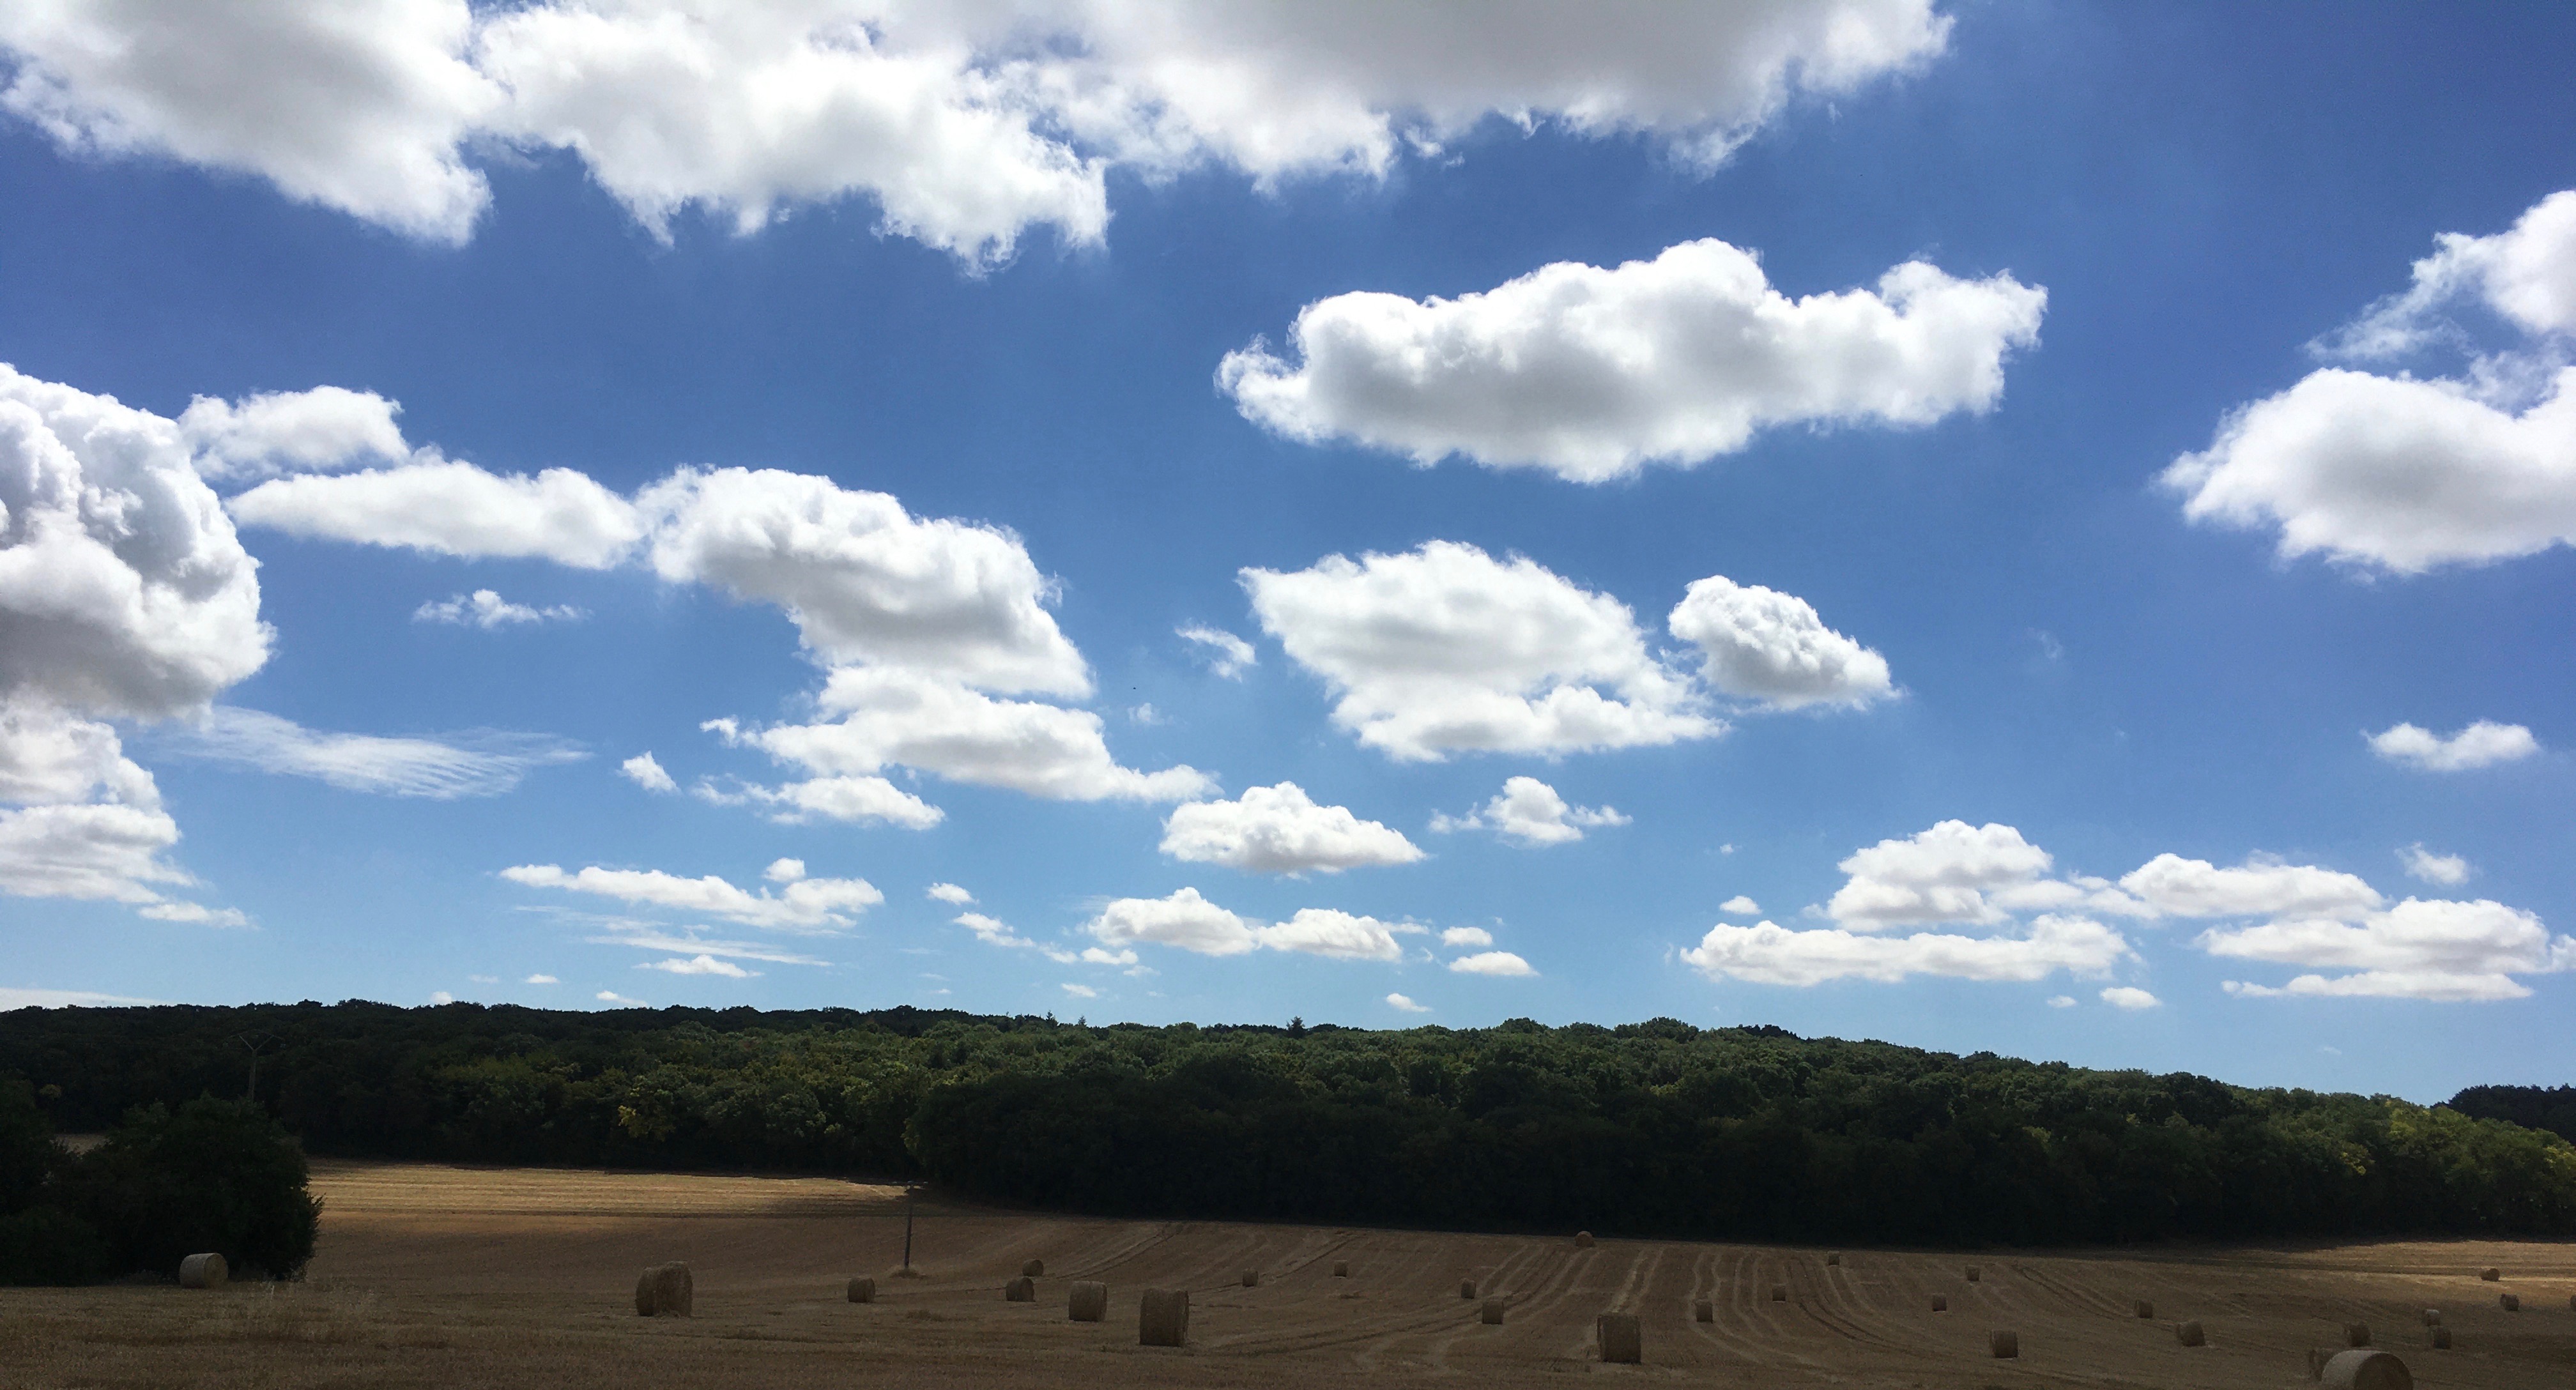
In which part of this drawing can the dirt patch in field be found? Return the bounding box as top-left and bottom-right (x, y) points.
(1, 1159), (2569, 1389)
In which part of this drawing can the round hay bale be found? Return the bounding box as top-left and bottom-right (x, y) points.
(1770, 1283), (1786, 1302)
(1068, 1280), (1108, 1323)
(847, 1276), (875, 1304)
(1138, 1288), (1189, 1347)
(2177, 1320), (2205, 1347)
(1481, 1297), (1506, 1325)
(2320, 1348), (2411, 1390)
(2419, 1309), (2440, 1327)
(1989, 1329), (2018, 1359)
(1693, 1297), (1713, 1323)
(1332, 1260), (1349, 1278)
(178, 1253), (227, 1289)
(2478, 1267), (2499, 1281)
(1240, 1269), (1259, 1288)
(1931, 1295), (1948, 1312)
(1460, 1279), (1477, 1300)
(1965, 1264), (1981, 1283)
(1006, 1276), (1036, 1302)
(2498, 1293), (2519, 1311)
(2428, 1327), (2450, 1351)
(1575, 1230), (1596, 1248)
(2135, 1299), (2154, 1318)
(1022, 1258), (1044, 1278)
(1597, 1311), (1641, 1364)
(1825, 1251), (1841, 1267)
(2345, 1322), (2371, 1348)
(635, 1262), (693, 1317)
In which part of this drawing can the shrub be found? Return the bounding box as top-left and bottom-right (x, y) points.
(61, 1098), (321, 1279)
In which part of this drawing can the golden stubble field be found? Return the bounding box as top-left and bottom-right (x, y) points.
(1, 1159), (2571, 1389)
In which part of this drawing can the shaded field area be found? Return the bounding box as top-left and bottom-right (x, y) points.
(2, 1161), (2572, 1389)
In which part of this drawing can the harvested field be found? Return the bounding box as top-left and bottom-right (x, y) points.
(0, 1159), (2570, 1389)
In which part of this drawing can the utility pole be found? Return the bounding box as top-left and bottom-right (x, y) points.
(232, 1030), (279, 1106)
(900, 1179), (919, 1274)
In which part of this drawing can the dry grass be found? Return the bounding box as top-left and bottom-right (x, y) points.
(0, 1158), (2568, 1389)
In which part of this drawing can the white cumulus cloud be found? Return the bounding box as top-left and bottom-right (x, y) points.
(1430, 774), (1629, 846)
(2117, 853), (2383, 921)
(926, 882), (974, 905)
(231, 457), (645, 569)
(643, 954), (756, 977)
(1245, 541), (1717, 761)
(2166, 189), (2576, 574)
(2, 2), (1951, 261)
(2398, 844), (2472, 886)
(620, 752), (677, 793)
(1667, 575), (1892, 709)
(693, 772), (945, 829)
(179, 385), (411, 481)
(1447, 950), (1537, 977)
(2099, 986), (2160, 1011)
(1384, 991), (1430, 1014)
(1084, 886), (1258, 957)
(413, 589), (585, 628)
(1220, 238), (2043, 482)
(1160, 781), (1423, 873)
(1682, 913), (2134, 987)
(2368, 721), (2538, 772)
(1440, 926), (1493, 949)
(1719, 895), (1761, 916)
(2205, 897), (2576, 1002)
(502, 861), (881, 933)
(1178, 624), (1257, 678)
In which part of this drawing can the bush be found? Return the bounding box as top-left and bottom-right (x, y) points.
(60, 1098), (321, 1279)
(0, 1077), (57, 1212)
(0, 1203), (110, 1285)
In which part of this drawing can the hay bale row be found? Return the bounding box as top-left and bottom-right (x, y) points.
(847, 1276), (875, 1304)
(2498, 1293), (2519, 1312)
(1692, 1297), (1712, 1323)
(1575, 1230), (1595, 1248)
(1596, 1312), (1640, 1364)
(178, 1253), (227, 1289)
(1006, 1276), (1036, 1302)
(1964, 1264), (1981, 1283)
(1068, 1281), (1107, 1322)
(2177, 1320), (2205, 1347)
(2319, 1349), (2411, 1390)
(1138, 1288), (1189, 1347)
(1989, 1329), (2018, 1359)
(1480, 1297), (1506, 1325)
(635, 1262), (692, 1318)
(2478, 1267), (2500, 1281)
(1022, 1258), (1044, 1278)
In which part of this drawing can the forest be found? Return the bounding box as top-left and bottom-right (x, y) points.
(4, 1000), (2572, 1249)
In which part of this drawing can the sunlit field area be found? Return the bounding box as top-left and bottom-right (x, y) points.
(3, 1159), (2569, 1390)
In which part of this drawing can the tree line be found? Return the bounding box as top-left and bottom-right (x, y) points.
(3, 1000), (2571, 1250)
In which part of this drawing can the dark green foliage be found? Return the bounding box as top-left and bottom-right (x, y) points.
(0, 1078), (56, 1212)
(2448, 1085), (2576, 1143)
(3, 1002), (2572, 1247)
(57, 1099), (321, 1279)
(0, 1204), (111, 1285)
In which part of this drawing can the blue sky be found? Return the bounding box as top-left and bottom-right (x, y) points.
(3, 1), (2573, 1101)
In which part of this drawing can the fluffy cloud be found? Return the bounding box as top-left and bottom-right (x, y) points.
(620, 752), (677, 793)
(1441, 926), (1493, 949)
(1384, 991), (1430, 1014)
(164, 707), (585, 798)
(0, 364), (271, 718)
(1667, 576), (1892, 708)
(2166, 190), (2576, 574)
(0, 0), (498, 243)
(178, 386), (410, 482)
(579, 922), (827, 966)
(926, 882), (974, 905)
(2399, 844), (2471, 886)
(1178, 625), (1256, 679)
(1446, 950), (1537, 977)
(229, 458), (646, 569)
(1245, 542), (1717, 761)
(1160, 781), (1422, 874)
(709, 668), (1209, 802)
(1824, 820), (2135, 928)
(1082, 887), (1420, 961)
(2368, 721), (2538, 772)
(2099, 986), (2160, 1010)
(1430, 775), (1629, 846)
(1719, 896), (1760, 916)
(3, 2), (1949, 260)
(0, 794), (188, 905)
(694, 771), (945, 829)
(413, 590), (585, 628)
(1220, 238), (2043, 482)
(502, 861), (881, 932)
(2117, 853), (2382, 921)
(1681, 913), (2135, 986)
(2205, 897), (2576, 1002)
